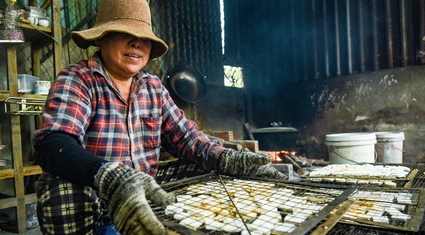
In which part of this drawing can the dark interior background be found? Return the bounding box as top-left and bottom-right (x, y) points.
(220, 0), (425, 163)
(1, 1), (425, 232)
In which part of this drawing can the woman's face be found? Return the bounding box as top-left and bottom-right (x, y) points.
(97, 32), (152, 80)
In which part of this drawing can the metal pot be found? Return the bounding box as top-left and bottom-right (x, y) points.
(251, 127), (298, 151)
(167, 65), (206, 104)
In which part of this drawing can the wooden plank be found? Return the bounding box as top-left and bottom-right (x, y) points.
(0, 92), (8, 101)
(7, 45), (26, 233)
(0, 197), (17, 210)
(23, 165), (42, 176)
(28, 0), (38, 7)
(0, 195), (37, 214)
(310, 199), (356, 235)
(0, 169), (15, 179)
(40, 0), (52, 9)
(214, 131), (233, 141)
(205, 131), (234, 141)
(11, 114), (27, 233)
(7, 47), (18, 96)
(17, 23), (52, 44)
(24, 193), (38, 204)
(404, 168), (419, 189)
(167, 231), (182, 235)
(31, 49), (41, 77)
(243, 123), (255, 140)
(222, 141), (243, 151)
(231, 140), (259, 153)
(0, 114), (3, 191)
(52, 0), (63, 76)
(290, 187), (358, 235)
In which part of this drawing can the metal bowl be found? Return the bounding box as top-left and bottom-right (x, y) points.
(167, 65), (206, 104)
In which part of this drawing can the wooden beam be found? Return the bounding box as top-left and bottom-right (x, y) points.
(40, 0), (52, 9)
(0, 169), (15, 180)
(23, 165), (42, 176)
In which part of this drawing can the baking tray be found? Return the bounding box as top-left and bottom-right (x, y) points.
(331, 187), (425, 233)
(155, 173), (356, 235)
(301, 163), (424, 189)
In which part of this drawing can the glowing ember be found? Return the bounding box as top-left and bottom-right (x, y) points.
(268, 150), (299, 162)
(267, 151), (282, 162)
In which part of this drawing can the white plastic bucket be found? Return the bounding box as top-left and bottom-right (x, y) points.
(374, 132), (404, 164)
(325, 133), (377, 164)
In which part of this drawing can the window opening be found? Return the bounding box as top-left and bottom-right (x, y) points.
(221, 0), (244, 88)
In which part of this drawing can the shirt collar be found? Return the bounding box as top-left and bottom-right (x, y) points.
(88, 51), (149, 85)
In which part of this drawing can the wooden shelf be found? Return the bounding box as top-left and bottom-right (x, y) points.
(0, 23), (52, 47)
(0, 93), (47, 102)
(23, 165), (42, 176)
(0, 92), (8, 101)
(19, 22), (52, 34)
(0, 194), (37, 210)
(18, 22), (55, 50)
(0, 0), (62, 233)
(0, 168), (14, 180)
(0, 164), (42, 180)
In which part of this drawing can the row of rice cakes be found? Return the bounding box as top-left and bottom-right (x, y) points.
(341, 190), (413, 223)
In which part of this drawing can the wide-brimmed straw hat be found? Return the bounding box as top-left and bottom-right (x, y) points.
(71, 0), (168, 59)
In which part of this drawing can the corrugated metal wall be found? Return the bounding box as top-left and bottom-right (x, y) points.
(153, 0), (224, 85)
(225, 0), (425, 87)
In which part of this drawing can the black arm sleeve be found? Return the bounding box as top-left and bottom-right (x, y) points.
(35, 132), (108, 188)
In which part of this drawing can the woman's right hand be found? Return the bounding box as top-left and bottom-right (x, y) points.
(95, 162), (175, 235)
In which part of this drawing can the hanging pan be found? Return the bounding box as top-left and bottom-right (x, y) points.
(167, 65), (206, 104)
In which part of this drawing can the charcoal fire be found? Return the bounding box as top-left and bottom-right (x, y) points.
(268, 150), (331, 176)
(267, 150), (307, 175)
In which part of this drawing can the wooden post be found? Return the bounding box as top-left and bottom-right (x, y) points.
(7, 46), (27, 233)
(52, 0), (63, 77)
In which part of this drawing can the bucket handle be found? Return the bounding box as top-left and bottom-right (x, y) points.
(330, 144), (377, 164)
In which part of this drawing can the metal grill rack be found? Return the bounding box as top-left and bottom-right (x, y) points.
(328, 215), (425, 235)
(336, 188), (424, 232)
(401, 163), (425, 189)
(299, 164), (425, 234)
(155, 173), (356, 235)
(302, 163), (425, 189)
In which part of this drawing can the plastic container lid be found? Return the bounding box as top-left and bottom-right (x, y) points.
(325, 133), (376, 142)
(374, 132), (405, 140)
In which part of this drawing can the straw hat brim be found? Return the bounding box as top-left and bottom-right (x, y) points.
(71, 19), (168, 59)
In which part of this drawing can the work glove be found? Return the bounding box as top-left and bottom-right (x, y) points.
(218, 149), (288, 180)
(94, 162), (175, 235)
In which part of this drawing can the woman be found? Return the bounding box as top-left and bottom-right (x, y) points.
(32, 0), (286, 234)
